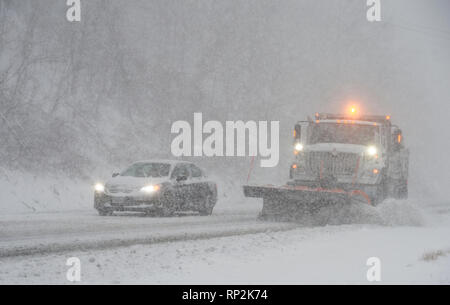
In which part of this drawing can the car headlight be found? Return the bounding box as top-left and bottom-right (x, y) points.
(94, 183), (105, 193)
(294, 142), (304, 152)
(366, 145), (377, 157)
(140, 185), (160, 193)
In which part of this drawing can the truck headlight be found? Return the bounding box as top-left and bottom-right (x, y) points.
(94, 183), (105, 193)
(294, 143), (304, 152)
(140, 185), (160, 193)
(366, 146), (377, 157)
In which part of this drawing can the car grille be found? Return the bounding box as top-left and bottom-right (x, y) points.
(107, 185), (135, 194)
(305, 151), (360, 176)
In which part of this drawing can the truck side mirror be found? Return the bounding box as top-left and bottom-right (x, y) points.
(392, 129), (403, 151)
(294, 124), (301, 141)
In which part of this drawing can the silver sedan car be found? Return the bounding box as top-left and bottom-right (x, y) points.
(94, 160), (218, 216)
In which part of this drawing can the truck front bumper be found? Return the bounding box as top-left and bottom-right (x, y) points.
(244, 183), (373, 207)
(291, 172), (381, 185)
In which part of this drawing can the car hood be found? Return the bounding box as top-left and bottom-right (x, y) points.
(304, 143), (367, 154)
(105, 176), (170, 189)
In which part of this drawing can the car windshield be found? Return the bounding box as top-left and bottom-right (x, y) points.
(309, 123), (377, 145)
(120, 163), (171, 178)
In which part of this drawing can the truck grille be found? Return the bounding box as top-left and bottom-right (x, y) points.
(306, 151), (360, 176)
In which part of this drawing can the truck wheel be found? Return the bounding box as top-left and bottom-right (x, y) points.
(371, 173), (389, 205)
(397, 180), (408, 199)
(372, 182), (387, 206)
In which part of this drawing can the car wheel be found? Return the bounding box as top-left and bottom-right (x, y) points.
(98, 209), (113, 216)
(199, 194), (214, 216)
(160, 205), (175, 217)
(160, 192), (177, 217)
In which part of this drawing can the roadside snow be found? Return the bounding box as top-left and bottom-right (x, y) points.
(1, 223), (449, 284)
(0, 169), (91, 214)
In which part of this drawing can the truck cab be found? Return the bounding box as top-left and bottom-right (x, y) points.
(290, 113), (409, 204)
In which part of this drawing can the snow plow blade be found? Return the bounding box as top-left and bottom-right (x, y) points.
(243, 184), (371, 221)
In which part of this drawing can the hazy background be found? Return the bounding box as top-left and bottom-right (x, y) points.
(1, 0), (449, 202)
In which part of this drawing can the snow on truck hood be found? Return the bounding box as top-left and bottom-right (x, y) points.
(304, 143), (367, 154)
(105, 175), (169, 188)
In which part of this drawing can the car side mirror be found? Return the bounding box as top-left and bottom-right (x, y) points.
(112, 173), (120, 178)
(176, 175), (188, 182)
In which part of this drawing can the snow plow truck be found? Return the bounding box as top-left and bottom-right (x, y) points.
(243, 110), (409, 221)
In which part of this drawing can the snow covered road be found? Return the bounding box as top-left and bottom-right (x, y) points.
(0, 199), (449, 284)
(0, 202), (302, 258)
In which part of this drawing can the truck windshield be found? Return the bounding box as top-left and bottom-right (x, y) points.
(121, 163), (171, 178)
(309, 123), (377, 145)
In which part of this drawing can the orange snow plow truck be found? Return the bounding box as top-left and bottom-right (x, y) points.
(243, 111), (409, 220)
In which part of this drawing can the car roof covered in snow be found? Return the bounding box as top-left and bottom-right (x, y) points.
(130, 159), (193, 166)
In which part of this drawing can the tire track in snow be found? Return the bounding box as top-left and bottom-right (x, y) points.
(0, 218), (299, 258)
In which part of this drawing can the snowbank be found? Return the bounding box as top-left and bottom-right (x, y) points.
(0, 169), (91, 214)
